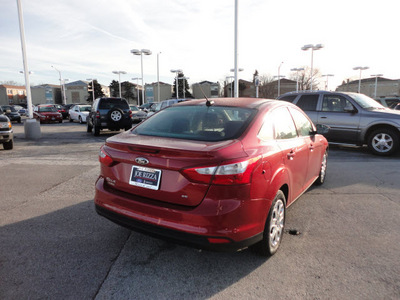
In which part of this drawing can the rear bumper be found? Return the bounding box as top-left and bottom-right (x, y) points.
(94, 177), (268, 252)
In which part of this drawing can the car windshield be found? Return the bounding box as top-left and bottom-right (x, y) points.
(349, 93), (385, 109)
(130, 106), (139, 111)
(2, 106), (17, 112)
(79, 106), (91, 112)
(39, 107), (57, 112)
(99, 99), (129, 110)
(132, 105), (256, 141)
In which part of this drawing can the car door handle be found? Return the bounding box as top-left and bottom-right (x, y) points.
(287, 150), (296, 160)
(320, 116), (327, 119)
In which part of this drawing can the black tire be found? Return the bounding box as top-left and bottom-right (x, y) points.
(3, 139), (13, 150)
(108, 108), (123, 123)
(367, 128), (399, 156)
(18, 118), (21, 123)
(87, 121), (92, 133)
(69, 115), (73, 122)
(59, 119), (62, 123)
(314, 151), (327, 185)
(251, 190), (286, 257)
(79, 116), (83, 124)
(93, 124), (100, 136)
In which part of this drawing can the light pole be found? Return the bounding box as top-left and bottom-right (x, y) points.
(290, 67), (304, 92)
(178, 77), (190, 99)
(170, 69), (182, 99)
(130, 49), (152, 105)
(301, 44), (324, 91)
(353, 66), (369, 93)
(112, 71), (126, 98)
(230, 68), (243, 97)
(277, 62), (284, 97)
(86, 78), (97, 103)
(132, 77), (142, 105)
(322, 74), (334, 90)
(157, 52), (161, 102)
(233, 0), (239, 98)
(51, 65), (67, 105)
(226, 76), (234, 97)
(371, 73), (383, 99)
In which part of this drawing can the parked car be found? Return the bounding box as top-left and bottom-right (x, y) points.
(33, 105), (63, 124)
(138, 102), (155, 112)
(146, 99), (188, 118)
(94, 98), (329, 256)
(53, 104), (68, 119)
(0, 105), (21, 123)
(12, 105), (27, 116)
(277, 91), (400, 156)
(87, 97), (133, 136)
(0, 114), (13, 150)
(68, 104), (91, 123)
(375, 97), (400, 109)
(129, 105), (147, 123)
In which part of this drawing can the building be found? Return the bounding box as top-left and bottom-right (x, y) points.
(65, 80), (110, 104)
(144, 82), (173, 103)
(31, 84), (61, 105)
(192, 81), (220, 99)
(0, 85), (27, 105)
(224, 79), (255, 98)
(336, 77), (400, 99)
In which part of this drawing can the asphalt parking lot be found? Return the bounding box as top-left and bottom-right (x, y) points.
(1, 120), (399, 299)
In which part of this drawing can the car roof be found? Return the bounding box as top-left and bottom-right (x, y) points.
(278, 90), (360, 98)
(174, 97), (285, 110)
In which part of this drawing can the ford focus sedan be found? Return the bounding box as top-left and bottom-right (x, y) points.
(94, 98), (328, 256)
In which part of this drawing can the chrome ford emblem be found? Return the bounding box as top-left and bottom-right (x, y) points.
(135, 157), (149, 165)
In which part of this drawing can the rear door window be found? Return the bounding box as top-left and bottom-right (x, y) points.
(296, 95), (319, 111)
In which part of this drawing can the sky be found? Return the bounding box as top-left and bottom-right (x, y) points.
(1, 0), (399, 91)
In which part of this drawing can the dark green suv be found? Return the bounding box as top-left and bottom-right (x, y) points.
(87, 97), (133, 136)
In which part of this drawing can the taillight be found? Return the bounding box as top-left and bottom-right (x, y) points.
(99, 146), (115, 167)
(128, 110), (132, 118)
(182, 156), (261, 185)
(96, 111), (100, 119)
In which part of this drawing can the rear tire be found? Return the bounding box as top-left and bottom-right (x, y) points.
(87, 121), (92, 133)
(93, 124), (100, 136)
(251, 190), (286, 257)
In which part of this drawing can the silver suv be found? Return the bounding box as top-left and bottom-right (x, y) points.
(277, 91), (400, 156)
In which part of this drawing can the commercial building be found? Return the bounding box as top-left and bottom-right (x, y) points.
(0, 85), (27, 105)
(144, 82), (173, 103)
(192, 81), (220, 99)
(336, 77), (400, 99)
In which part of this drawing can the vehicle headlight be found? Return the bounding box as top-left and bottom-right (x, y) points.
(0, 122), (11, 129)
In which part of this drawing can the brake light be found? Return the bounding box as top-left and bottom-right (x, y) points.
(96, 111), (100, 119)
(99, 147), (115, 167)
(128, 110), (132, 118)
(182, 156), (261, 185)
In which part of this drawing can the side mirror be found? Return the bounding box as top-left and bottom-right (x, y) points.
(316, 124), (330, 135)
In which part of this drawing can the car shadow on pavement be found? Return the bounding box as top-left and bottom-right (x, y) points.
(0, 200), (268, 299)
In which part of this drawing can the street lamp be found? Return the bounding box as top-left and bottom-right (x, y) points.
(353, 66), (369, 93)
(51, 65), (67, 105)
(86, 78), (97, 103)
(371, 73), (383, 99)
(170, 69), (182, 99)
(130, 49), (152, 106)
(276, 62), (284, 97)
(157, 52), (161, 102)
(112, 71), (126, 98)
(322, 74), (334, 90)
(301, 44), (324, 91)
(132, 77), (142, 104)
(290, 67), (304, 92)
(230, 68), (243, 97)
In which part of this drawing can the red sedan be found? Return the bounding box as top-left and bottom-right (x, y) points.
(95, 98), (328, 256)
(33, 105), (63, 124)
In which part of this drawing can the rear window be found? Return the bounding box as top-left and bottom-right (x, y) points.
(133, 106), (256, 141)
(296, 95), (319, 111)
(99, 98), (129, 110)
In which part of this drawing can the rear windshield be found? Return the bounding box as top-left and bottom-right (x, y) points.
(132, 105), (256, 141)
(39, 106), (57, 112)
(99, 99), (129, 110)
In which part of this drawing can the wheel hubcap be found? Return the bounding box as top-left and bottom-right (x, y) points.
(111, 111), (122, 121)
(372, 133), (393, 153)
(270, 200), (285, 247)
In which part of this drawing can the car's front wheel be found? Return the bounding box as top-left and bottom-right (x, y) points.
(3, 139), (13, 150)
(367, 128), (399, 156)
(79, 116), (83, 124)
(251, 190), (286, 257)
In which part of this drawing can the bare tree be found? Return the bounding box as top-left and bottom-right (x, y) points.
(288, 67), (321, 91)
(258, 74), (275, 98)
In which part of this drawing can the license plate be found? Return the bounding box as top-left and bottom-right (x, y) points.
(129, 166), (161, 190)
(51, 117), (55, 120)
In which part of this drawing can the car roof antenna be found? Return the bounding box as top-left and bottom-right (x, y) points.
(198, 85), (214, 107)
